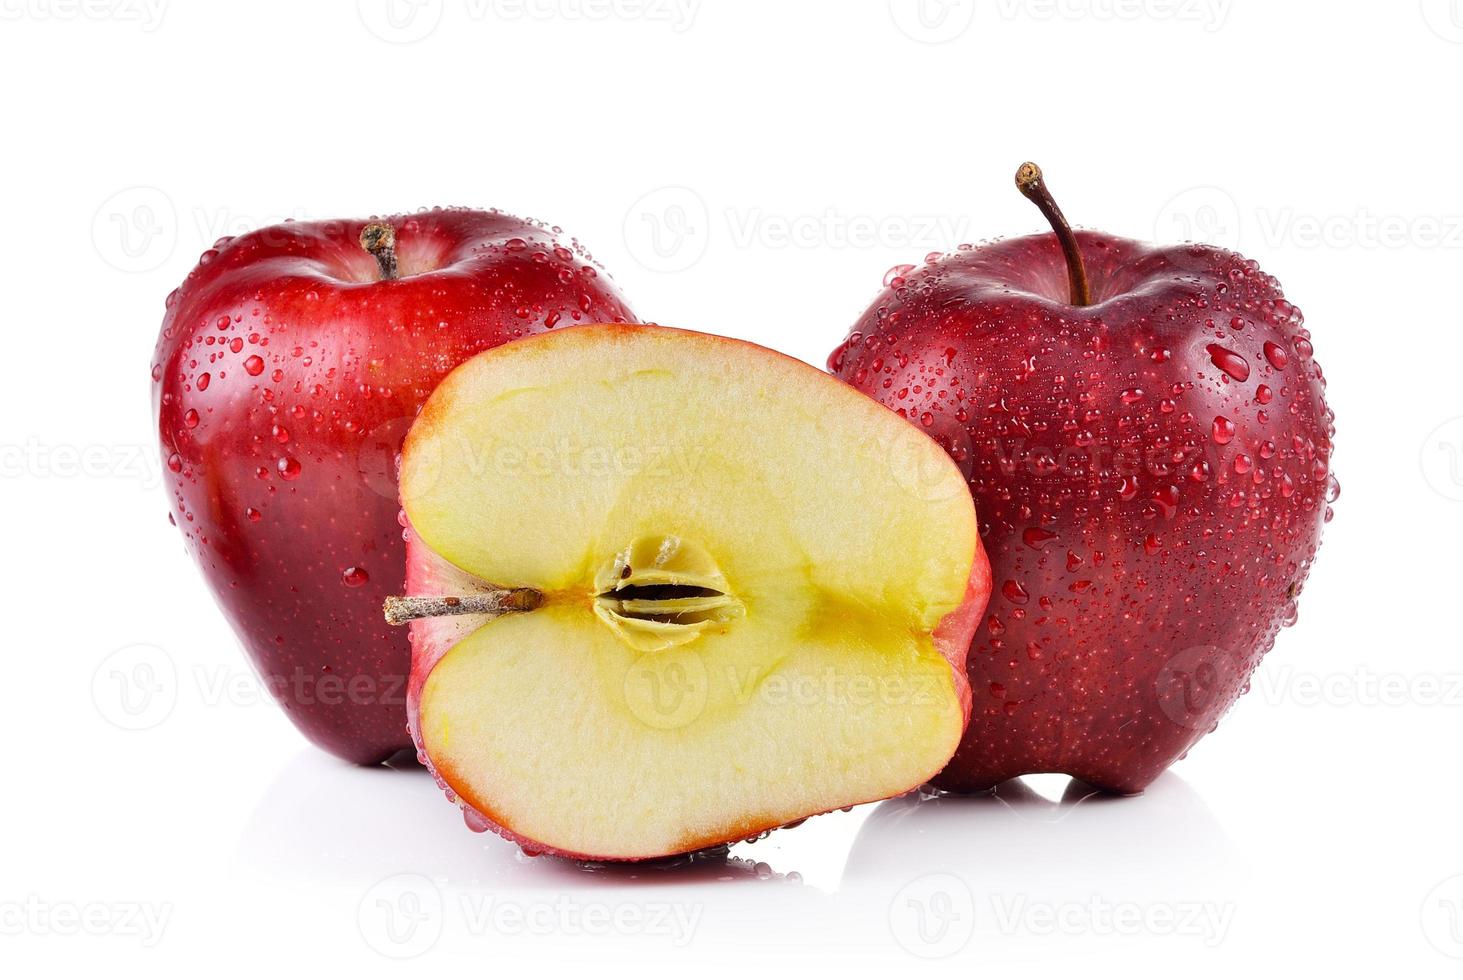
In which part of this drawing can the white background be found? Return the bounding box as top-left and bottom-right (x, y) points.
(3, 0), (1461, 974)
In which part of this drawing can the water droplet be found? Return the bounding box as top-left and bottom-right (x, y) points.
(1212, 416), (1236, 445)
(1001, 580), (1030, 605)
(1206, 344), (1250, 382)
(166, 452), (183, 473)
(1153, 484), (1180, 519)
(883, 263), (915, 287)
(1263, 341), (1288, 370)
(243, 355), (265, 376)
(342, 566), (370, 587)
(1022, 527), (1057, 549)
(277, 456), (301, 480)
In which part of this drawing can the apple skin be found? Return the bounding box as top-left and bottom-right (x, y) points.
(828, 230), (1335, 794)
(152, 209), (636, 764)
(400, 522), (992, 861)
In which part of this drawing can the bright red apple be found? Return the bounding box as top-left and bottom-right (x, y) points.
(827, 164), (1336, 794)
(152, 208), (636, 763)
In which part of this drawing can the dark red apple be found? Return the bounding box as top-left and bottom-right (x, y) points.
(827, 164), (1336, 794)
(152, 208), (636, 763)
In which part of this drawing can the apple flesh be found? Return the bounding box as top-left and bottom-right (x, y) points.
(152, 209), (636, 763)
(390, 324), (991, 860)
(827, 166), (1334, 794)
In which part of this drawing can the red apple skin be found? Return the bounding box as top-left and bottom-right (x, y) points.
(828, 231), (1335, 794)
(401, 524), (991, 861)
(152, 209), (636, 764)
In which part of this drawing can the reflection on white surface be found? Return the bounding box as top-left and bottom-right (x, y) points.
(236, 751), (1244, 962)
(842, 774), (1246, 960)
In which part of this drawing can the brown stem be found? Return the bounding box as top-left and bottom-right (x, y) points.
(1014, 162), (1092, 307)
(359, 222), (399, 281)
(384, 589), (543, 626)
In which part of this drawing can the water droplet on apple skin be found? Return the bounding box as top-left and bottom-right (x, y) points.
(1206, 344), (1250, 382)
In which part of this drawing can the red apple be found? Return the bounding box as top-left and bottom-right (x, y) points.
(827, 164), (1336, 794)
(152, 209), (636, 763)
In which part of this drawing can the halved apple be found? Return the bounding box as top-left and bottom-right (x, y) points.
(388, 325), (990, 861)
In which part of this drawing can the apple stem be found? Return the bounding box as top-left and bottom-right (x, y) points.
(359, 222), (399, 281)
(383, 590), (543, 626)
(1015, 162), (1092, 307)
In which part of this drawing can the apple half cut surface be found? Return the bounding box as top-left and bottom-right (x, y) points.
(388, 324), (991, 861)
